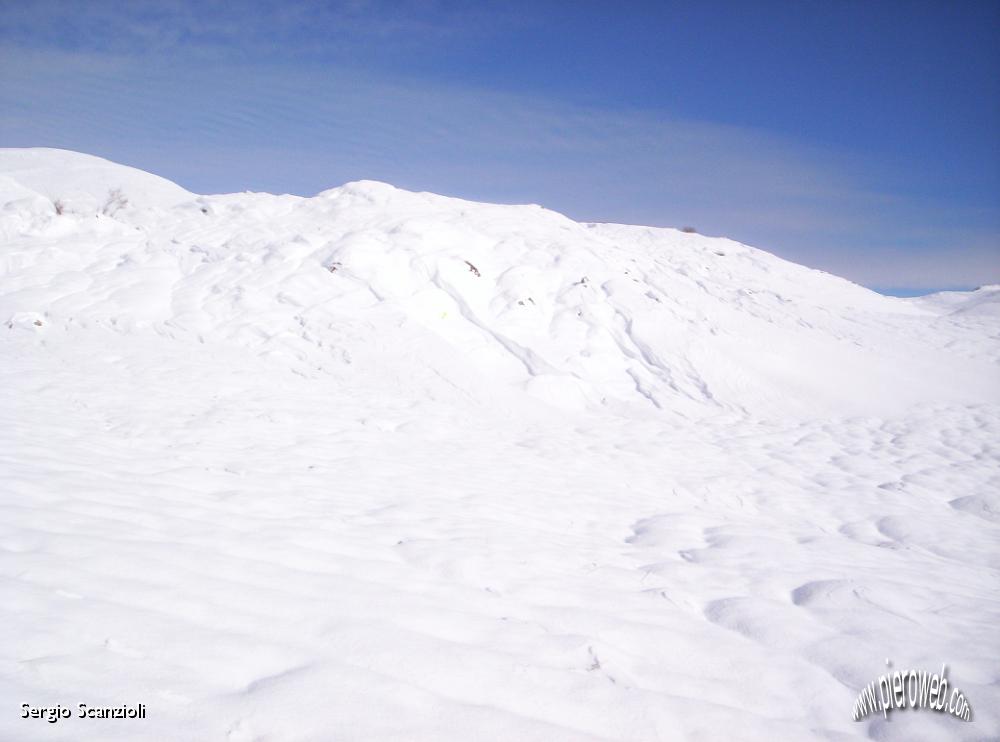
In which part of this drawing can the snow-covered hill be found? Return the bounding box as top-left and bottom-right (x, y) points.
(2, 149), (998, 741)
(2, 148), (996, 419)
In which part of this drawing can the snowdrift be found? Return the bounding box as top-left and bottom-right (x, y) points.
(2, 148), (996, 419)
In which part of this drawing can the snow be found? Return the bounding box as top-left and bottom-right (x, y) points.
(2, 147), (998, 740)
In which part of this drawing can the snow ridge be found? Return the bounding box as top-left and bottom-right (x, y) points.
(2, 148), (996, 418)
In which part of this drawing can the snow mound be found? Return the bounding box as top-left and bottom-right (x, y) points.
(0, 147), (194, 215)
(2, 149), (996, 419)
(914, 284), (1000, 317)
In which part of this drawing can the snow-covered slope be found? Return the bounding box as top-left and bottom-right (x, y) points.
(2, 149), (998, 741)
(1, 149), (996, 420)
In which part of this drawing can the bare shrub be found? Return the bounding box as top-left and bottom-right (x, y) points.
(681, 226), (697, 234)
(102, 188), (128, 216)
(53, 199), (65, 215)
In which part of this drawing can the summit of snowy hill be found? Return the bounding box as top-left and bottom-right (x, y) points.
(1, 148), (997, 418)
(0, 148), (193, 212)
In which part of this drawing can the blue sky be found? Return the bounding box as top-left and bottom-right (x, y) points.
(1, 1), (998, 293)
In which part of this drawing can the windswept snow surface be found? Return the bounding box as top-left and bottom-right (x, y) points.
(2, 148), (998, 741)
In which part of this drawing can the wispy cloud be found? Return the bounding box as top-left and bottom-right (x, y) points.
(0, 0), (509, 59)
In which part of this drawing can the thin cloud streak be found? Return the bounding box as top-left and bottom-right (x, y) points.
(0, 0), (508, 59)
